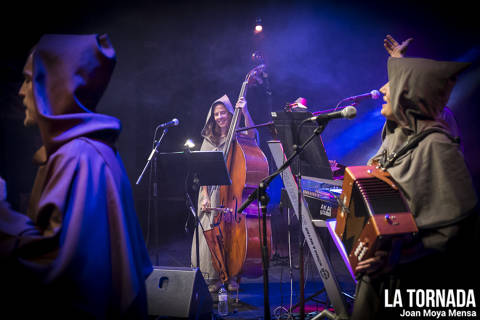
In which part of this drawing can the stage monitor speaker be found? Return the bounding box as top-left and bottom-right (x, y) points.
(146, 266), (212, 319)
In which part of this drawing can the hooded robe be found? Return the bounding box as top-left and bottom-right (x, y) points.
(0, 34), (152, 319)
(191, 94), (234, 283)
(351, 57), (478, 320)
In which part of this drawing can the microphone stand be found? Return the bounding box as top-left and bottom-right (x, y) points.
(257, 180), (270, 320)
(296, 152), (305, 320)
(185, 170), (203, 269)
(294, 116), (314, 320)
(238, 120), (328, 320)
(136, 128), (169, 185)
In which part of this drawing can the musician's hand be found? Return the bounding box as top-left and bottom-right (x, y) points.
(200, 197), (210, 212)
(0, 177), (6, 201)
(384, 34), (413, 58)
(355, 250), (389, 277)
(236, 97), (248, 115)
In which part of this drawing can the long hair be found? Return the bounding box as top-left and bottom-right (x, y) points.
(203, 103), (232, 146)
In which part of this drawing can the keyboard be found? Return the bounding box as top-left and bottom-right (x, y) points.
(301, 176), (343, 224)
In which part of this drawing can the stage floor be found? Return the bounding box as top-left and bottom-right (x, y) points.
(147, 234), (356, 319)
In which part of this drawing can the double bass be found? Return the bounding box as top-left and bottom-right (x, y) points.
(203, 65), (271, 285)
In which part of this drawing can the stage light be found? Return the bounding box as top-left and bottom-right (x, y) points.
(254, 18), (263, 34)
(184, 139), (195, 149)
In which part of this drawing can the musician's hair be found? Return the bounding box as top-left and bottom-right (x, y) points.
(203, 102), (232, 146)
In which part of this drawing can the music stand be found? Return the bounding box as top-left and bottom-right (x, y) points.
(156, 150), (231, 268)
(271, 111), (333, 179)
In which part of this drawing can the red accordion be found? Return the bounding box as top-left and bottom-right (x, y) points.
(335, 166), (418, 270)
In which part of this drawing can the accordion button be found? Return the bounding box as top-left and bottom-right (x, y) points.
(385, 214), (399, 225)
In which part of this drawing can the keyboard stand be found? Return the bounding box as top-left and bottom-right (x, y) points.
(268, 140), (350, 320)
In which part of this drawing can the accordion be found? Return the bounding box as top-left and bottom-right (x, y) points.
(335, 166), (418, 270)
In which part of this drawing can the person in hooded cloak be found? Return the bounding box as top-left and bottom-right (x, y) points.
(191, 95), (257, 293)
(0, 34), (152, 319)
(384, 34), (464, 145)
(349, 48), (478, 319)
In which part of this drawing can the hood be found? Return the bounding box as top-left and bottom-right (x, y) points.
(386, 57), (469, 133)
(30, 34), (120, 157)
(200, 94), (234, 144)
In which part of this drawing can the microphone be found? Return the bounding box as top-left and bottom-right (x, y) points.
(343, 90), (381, 103)
(156, 118), (179, 129)
(310, 106), (357, 123)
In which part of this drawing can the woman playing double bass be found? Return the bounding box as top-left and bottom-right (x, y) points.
(191, 94), (257, 293)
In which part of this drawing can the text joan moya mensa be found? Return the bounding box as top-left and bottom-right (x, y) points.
(385, 289), (476, 318)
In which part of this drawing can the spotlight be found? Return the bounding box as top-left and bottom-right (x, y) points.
(254, 18), (263, 34)
(184, 139), (195, 149)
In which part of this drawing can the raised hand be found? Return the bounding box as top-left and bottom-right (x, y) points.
(384, 34), (413, 58)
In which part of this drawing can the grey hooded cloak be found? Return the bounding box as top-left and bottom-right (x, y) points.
(352, 57), (478, 320)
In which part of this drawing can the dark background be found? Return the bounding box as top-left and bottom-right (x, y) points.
(1, 0), (479, 264)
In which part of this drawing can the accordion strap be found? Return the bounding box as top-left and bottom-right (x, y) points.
(382, 128), (458, 170)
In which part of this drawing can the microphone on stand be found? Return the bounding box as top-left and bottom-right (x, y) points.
(156, 118), (179, 129)
(309, 105), (357, 123)
(343, 90), (381, 103)
(136, 119), (178, 185)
